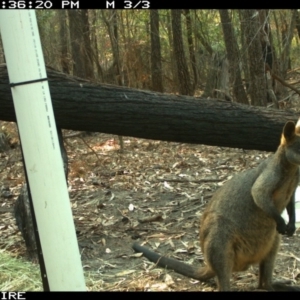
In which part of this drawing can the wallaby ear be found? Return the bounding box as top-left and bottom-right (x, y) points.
(282, 121), (296, 142)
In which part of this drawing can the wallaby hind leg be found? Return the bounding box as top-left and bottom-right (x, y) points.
(258, 234), (280, 290)
(204, 238), (233, 291)
(209, 253), (232, 291)
(215, 270), (231, 291)
(257, 234), (300, 291)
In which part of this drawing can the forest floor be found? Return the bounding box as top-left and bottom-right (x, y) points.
(0, 121), (300, 291)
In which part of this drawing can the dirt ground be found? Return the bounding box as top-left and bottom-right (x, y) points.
(0, 121), (300, 291)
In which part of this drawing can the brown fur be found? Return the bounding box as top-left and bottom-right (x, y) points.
(133, 120), (300, 291)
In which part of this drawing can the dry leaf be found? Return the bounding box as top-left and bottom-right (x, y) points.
(164, 274), (175, 286)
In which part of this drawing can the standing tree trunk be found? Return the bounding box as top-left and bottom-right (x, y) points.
(171, 9), (192, 96)
(259, 10), (273, 70)
(280, 9), (297, 79)
(194, 12), (214, 55)
(102, 11), (122, 85)
(295, 10), (300, 39)
(80, 10), (94, 80)
(258, 10), (278, 108)
(68, 10), (94, 79)
(239, 10), (250, 96)
(119, 11), (130, 86)
(90, 10), (104, 81)
(68, 10), (85, 77)
(102, 11), (124, 150)
(202, 52), (222, 98)
(219, 10), (248, 105)
(240, 9), (267, 106)
(150, 10), (163, 93)
(183, 9), (197, 94)
(165, 10), (178, 91)
(58, 10), (70, 74)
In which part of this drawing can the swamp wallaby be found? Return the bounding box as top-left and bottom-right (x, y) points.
(133, 120), (300, 291)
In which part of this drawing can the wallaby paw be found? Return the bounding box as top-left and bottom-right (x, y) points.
(276, 218), (287, 235)
(286, 222), (296, 236)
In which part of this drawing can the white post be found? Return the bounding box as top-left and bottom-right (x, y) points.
(0, 10), (86, 291)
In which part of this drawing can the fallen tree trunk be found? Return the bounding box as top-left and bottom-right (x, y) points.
(0, 64), (298, 152)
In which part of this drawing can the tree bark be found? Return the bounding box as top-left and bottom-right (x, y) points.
(295, 10), (300, 39)
(58, 10), (70, 74)
(219, 10), (248, 105)
(90, 10), (104, 81)
(240, 10), (267, 106)
(201, 53), (221, 98)
(258, 10), (278, 108)
(68, 10), (85, 76)
(183, 9), (197, 94)
(102, 11), (124, 149)
(68, 10), (94, 79)
(171, 10), (192, 96)
(102, 11), (122, 86)
(194, 13), (213, 55)
(0, 65), (297, 152)
(280, 9), (297, 78)
(80, 10), (94, 80)
(150, 10), (163, 93)
(165, 11), (178, 91)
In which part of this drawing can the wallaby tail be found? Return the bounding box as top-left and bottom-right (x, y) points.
(132, 242), (214, 281)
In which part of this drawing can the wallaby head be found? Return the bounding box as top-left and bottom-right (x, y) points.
(281, 119), (300, 165)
